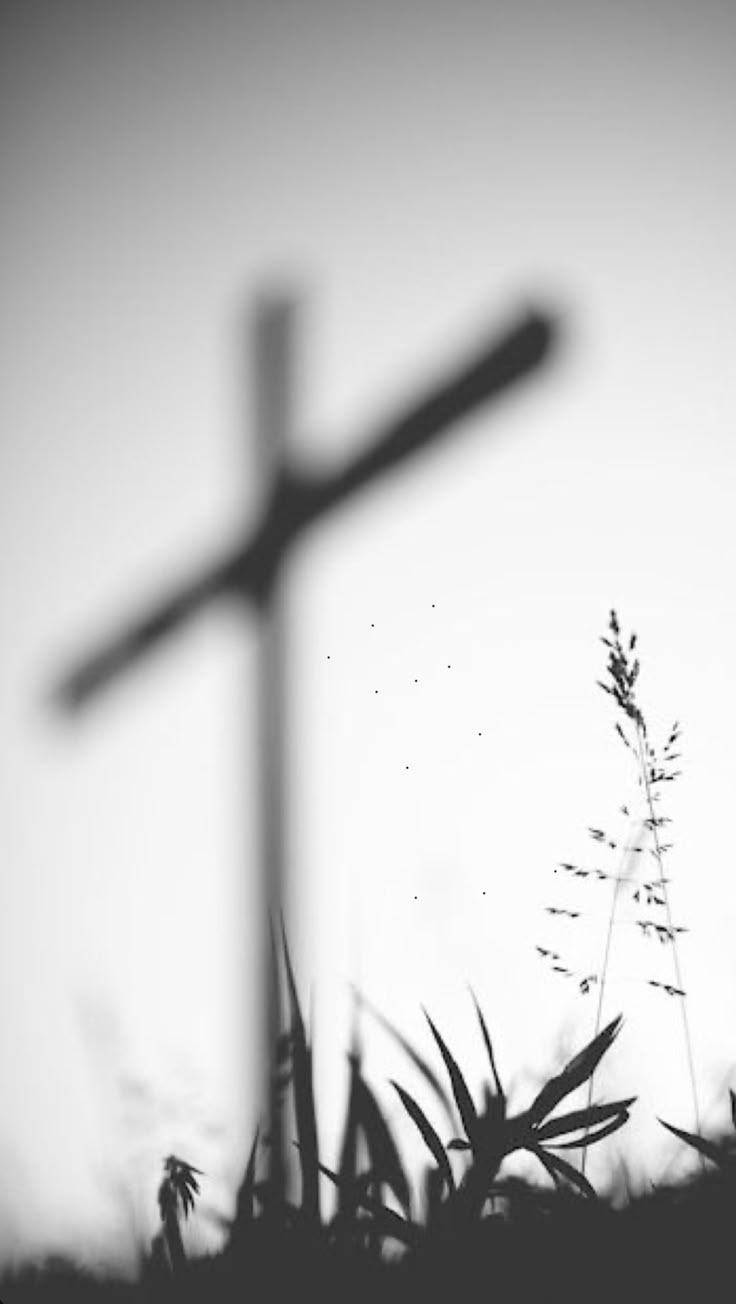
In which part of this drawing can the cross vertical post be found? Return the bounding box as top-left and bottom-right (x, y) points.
(250, 294), (295, 1192)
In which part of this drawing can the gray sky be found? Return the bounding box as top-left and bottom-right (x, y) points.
(2, 0), (736, 1269)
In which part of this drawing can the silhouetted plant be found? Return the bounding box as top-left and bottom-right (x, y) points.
(155, 1154), (203, 1276)
(221, 925), (634, 1275)
(536, 610), (699, 1170)
(660, 1089), (736, 1173)
(389, 1003), (634, 1244)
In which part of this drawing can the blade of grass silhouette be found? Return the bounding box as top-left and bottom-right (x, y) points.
(654, 1072), (731, 1184)
(467, 986), (505, 1101)
(240, 1128), (259, 1220)
(391, 1080), (456, 1195)
(265, 911), (287, 1206)
(351, 1069), (412, 1217)
(423, 1011), (479, 1149)
(534, 1099), (636, 1143)
(228, 1127), (260, 1254)
(337, 1050), (362, 1224)
(349, 984), (454, 1122)
(658, 1119), (731, 1169)
(527, 1015), (623, 1126)
(543, 1113), (633, 1150)
(527, 1144), (597, 1199)
(279, 920), (321, 1225)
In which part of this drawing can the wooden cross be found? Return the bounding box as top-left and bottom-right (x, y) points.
(52, 289), (558, 1175)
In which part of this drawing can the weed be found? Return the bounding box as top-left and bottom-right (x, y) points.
(537, 611), (700, 1170)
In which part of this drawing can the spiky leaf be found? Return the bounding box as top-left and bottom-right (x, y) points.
(231, 1128), (259, 1231)
(350, 985), (455, 1121)
(352, 1069), (412, 1216)
(534, 1097), (635, 1143)
(468, 986), (504, 1101)
(392, 1080), (456, 1194)
(659, 1119), (732, 1169)
(424, 1011), (479, 1148)
(527, 1016), (623, 1125)
(337, 1051), (362, 1217)
(280, 921), (320, 1224)
(528, 1143), (597, 1198)
(544, 1112), (633, 1150)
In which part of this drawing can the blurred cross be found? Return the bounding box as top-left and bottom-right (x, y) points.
(52, 289), (558, 1183)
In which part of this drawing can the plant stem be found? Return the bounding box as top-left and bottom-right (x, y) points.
(581, 825), (637, 1177)
(163, 1208), (186, 1276)
(635, 724), (702, 1142)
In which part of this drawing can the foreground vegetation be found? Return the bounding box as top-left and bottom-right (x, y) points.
(3, 979), (735, 1304)
(3, 613), (730, 1301)
(4, 934), (734, 1303)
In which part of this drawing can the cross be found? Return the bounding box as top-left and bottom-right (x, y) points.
(52, 289), (558, 1187)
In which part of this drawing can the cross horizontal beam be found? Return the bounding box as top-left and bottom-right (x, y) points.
(53, 308), (556, 711)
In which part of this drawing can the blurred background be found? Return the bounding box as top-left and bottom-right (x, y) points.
(2, 0), (736, 1273)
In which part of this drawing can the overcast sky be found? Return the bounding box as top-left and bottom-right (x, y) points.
(2, 0), (736, 1270)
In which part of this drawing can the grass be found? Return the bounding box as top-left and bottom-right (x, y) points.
(0, 975), (642, 1301)
(3, 962), (736, 1303)
(2, 611), (733, 1301)
(4, 984), (736, 1304)
(537, 609), (700, 1173)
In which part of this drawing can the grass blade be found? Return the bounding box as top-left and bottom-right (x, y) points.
(545, 1113), (632, 1150)
(391, 1080), (456, 1194)
(534, 1098), (635, 1143)
(424, 1010), (479, 1149)
(337, 1051), (362, 1218)
(528, 1015), (623, 1125)
(353, 1068), (412, 1216)
(528, 1143), (597, 1198)
(659, 1119), (731, 1168)
(350, 984), (455, 1122)
(228, 1128), (260, 1256)
(468, 986), (505, 1100)
(280, 920), (321, 1225)
(265, 914), (287, 1203)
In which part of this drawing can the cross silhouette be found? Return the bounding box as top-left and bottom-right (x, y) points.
(52, 289), (558, 1175)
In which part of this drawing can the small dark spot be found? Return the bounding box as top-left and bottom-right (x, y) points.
(447, 665), (451, 669)
(414, 895), (418, 900)
(405, 765), (409, 770)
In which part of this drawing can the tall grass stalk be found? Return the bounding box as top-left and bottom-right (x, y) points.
(635, 717), (701, 1141)
(578, 611), (700, 1174)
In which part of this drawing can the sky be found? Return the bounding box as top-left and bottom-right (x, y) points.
(2, 0), (736, 1271)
